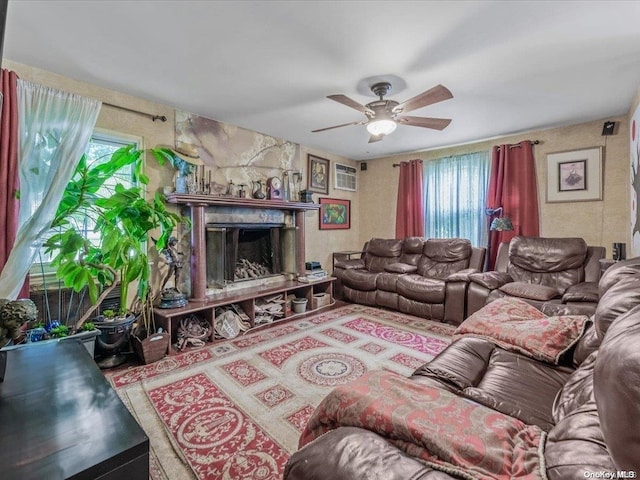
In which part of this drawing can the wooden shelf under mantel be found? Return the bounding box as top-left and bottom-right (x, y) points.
(166, 193), (320, 211)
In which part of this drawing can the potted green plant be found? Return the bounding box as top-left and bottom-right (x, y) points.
(42, 145), (185, 364)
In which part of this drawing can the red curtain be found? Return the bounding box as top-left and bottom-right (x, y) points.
(0, 69), (23, 294)
(395, 159), (425, 239)
(486, 141), (540, 269)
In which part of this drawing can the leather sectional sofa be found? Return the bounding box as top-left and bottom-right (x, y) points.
(467, 236), (605, 317)
(334, 237), (486, 325)
(285, 257), (640, 479)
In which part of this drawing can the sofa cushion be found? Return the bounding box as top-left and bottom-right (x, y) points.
(499, 281), (561, 301)
(414, 336), (569, 430)
(551, 350), (597, 423)
(285, 427), (451, 480)
(333, 258), (364, 270)
(364, 238), (404, 272)
(397, 275), (446, 303)
(414, 337), (495, 391)
(341, 268), (379, 291)
(418, 238), (471, 278)
(508, 236), (588, 273)
(463, 347), (570, 431)
(571, 323), (599, 367)
(593, 259), (640, 340)
(468, 271), (513, 289)
(593, 304), (640, 470)
(544, 395), (614, 480)
(507, 236), (587, 290)
(376, 272), (401, 292)
(397, 236), (425, 267)
(384, 262), (418, 274)
(561, 281), (599, 303)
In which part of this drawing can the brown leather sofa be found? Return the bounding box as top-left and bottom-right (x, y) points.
(467, 236), (605, 317)
(285, 257), (640, 479)
(334, 237), (486, 325)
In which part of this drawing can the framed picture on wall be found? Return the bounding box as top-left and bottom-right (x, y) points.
(308, 154), (330, 194)
(546, 147), (603, 202)
(319, 197), (350, 230)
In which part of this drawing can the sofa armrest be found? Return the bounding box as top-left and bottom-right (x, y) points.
(334, 259), (365, 270)
(385, 262), (418, 274)
(562, 281), (599, 304)
(445, 268), (478, 283)
(468, 271), (513, 290)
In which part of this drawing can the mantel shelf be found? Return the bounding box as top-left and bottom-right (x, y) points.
(166, 193), (320, 211)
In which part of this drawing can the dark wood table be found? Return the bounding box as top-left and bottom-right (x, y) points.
(0, 341), (149, 480)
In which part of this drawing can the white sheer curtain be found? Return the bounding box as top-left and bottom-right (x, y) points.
(424, 151), (490, 247)
(0, 80), (101, 299)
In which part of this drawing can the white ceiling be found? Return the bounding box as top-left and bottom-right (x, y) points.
(4, 1), (640, 160)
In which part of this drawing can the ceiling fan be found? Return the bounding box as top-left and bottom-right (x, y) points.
(312, 82), (453, 143)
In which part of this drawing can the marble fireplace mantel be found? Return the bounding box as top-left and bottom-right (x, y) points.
(166, 194), (320, 301)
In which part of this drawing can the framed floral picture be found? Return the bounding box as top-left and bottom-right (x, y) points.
(546, 147), (602, 202)
(319, 197), (350, 230)
(308, 154), (330, 194)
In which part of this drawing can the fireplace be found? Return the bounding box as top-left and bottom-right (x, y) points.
(203, 205), (299, 291)
(206, 224), (290, 287)
(166, 194), (318, 300)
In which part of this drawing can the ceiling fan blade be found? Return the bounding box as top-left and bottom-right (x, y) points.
(393, 84), (453, 114)
(397, 116), (452, 130)
(368, 134), (383, 143)
(312, 121), (361, 133)
(327, 94), (374, 114)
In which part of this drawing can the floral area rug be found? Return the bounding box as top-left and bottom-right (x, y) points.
(105, 304), (454, 480)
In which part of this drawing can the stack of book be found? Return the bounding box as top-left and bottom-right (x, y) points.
(298, 269), (329, 283)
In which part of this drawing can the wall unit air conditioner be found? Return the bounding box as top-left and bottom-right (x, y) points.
(334, 163), (357, 191)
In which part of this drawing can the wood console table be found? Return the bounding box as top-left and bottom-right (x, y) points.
(0, 341), (149, 480)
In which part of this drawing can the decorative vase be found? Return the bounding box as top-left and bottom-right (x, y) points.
(94, 314), (136, 369)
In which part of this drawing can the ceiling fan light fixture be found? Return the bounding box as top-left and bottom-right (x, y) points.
(366, 118), (397, 136)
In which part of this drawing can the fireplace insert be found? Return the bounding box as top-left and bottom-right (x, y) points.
(206, 224), (285, 288)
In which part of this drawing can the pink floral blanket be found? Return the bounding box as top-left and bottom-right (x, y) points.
(300, 370), (546, 480)
(453, 298), (589, 364)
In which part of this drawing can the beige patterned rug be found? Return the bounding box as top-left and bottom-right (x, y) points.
(105, 304), (454, 480)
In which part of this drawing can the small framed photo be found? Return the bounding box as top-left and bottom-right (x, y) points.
(558, 160), (587, 191)
(546, 147), (603, 202)
(319, 197), (350, 230)
(308, 154), (330, 194)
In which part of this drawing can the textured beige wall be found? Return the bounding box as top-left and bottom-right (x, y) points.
(4, 60), (357, 287)
(359, 116), (629, 258)
(299, 146), (359, 272)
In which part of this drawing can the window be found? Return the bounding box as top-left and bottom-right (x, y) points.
(31, 130), (141, 279)
(424, 151), (490, 247)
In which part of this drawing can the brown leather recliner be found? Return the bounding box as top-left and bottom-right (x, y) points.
(284, 257), (640, 480)
(467, 236), (605, 317)
(336, 237), (485, 325)
(395, 238), (485, 324)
